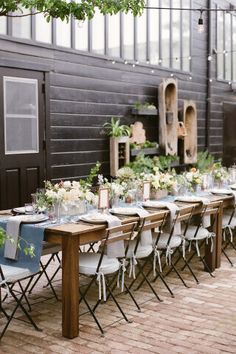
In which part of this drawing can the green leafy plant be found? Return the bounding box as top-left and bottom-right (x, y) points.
(130, 140), (158, 150)
(0, 1), (145, 22)
(127, 154), (155, 174)
(81, 161), (101, 188)
(103, 117), (131, 138)
(195, 150), (215, 172)
(154, 155), (179, 172)
(0, 227), (35, 258)
(134, 102), (157, 110)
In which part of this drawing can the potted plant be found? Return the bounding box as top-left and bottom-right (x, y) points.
(103, 117), (131, 176)
(130, 140), (159, 156)
(132, 102), (158, 116)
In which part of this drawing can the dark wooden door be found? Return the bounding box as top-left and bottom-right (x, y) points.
(223, 102), (236, 167)
(0, 68), (46, 209)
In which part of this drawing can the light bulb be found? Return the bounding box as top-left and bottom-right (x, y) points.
(198, 10), (204, 33)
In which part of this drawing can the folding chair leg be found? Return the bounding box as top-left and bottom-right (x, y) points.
(18, 281), (31, 311)
(105, 281), (131, 323)
(79, 289), (104, 336)
(181, 257), (199, 284)
(200, 256), (215, 277)
(124, 283), (141, 312)
(170, 262), (189, 288)
(0, 277), (42, 339)
(222, 248), (234, 266)
(136, 262), (163, 302)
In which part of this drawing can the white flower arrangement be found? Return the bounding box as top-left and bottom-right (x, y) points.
(151, 168), (175, 191)
(184, 168), (202, 186)
(211, 163), (229, 182)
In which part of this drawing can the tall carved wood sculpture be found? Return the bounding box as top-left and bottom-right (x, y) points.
(179, 100), (197, 164)
(158, 78), (178, 155)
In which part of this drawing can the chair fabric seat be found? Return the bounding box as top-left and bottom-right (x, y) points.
(222, 215), (236, 229)
(153, 233), (182, 250)
(0, 264), (32, 283)
(126, 240), (153, 259)
(41, 242), (61, 256)
(79, 253), (120, 276)
(185, 226), (209, 241)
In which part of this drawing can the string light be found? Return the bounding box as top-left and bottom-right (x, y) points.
(198, 9), (204, 33)
(207, 55), (212, 61)
(111, 60), (116, 64)
(124, 60), (128, 64)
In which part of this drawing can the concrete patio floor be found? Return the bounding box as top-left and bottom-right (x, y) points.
(0, 249), (236, 354)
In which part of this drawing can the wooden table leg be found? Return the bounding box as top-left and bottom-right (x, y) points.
(62, 235), (79, 338)
(205, 202), (223, 272)
(215, 202), (223, 268)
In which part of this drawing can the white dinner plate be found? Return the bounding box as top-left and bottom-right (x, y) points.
(230, 184), (236, 190)
(210, 189), (233, 195)
(110, 207), (139, 216)
(15, 214), (49, 224)
(80, 213), (108, 224)
(174, 196), (206, 203)
(12, 206), (26, 214)
(142, 201), (168, 209)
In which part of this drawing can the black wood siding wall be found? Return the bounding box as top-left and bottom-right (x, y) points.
(0, 0), (235, 182)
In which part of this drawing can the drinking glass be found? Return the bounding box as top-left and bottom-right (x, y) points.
(25, 203), (34, 215)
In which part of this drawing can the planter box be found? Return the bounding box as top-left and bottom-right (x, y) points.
(132, 107), (158, 116)
(150, 189), (168, 200)
(130, 147), (159, 156)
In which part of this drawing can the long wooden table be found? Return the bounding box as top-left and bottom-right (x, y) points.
(43, 193), (234, 339)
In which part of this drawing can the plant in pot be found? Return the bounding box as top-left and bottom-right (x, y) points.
(132, 102), (158, 115)
(103, 117), (131, 176)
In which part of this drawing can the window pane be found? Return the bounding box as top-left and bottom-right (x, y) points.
(75, 19), (88, 51)
(182, 0), (190, 71)
(12, 7), (31, 39)
(233, 16), (236, 81)
(136, 9), (147, 62)
(4, 77), (39, 154)
(0, 17), (7, 35)
(149, 0), (159, 64)
(91, 10), (104, 55)
(35, 13), (52, 44)
(123, 12), (134, 60)
(108, 14), (120, 58)
(172, 0), (181, 70)
(217, 9), (224, 80)
(225, 12), (231, 81)
(5, 118), (38, 153)
(161, 0), (170, 67)
(56, 18), (71, 47)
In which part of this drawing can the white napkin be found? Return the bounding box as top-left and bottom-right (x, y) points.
(160, 202), (181, 235)
(130, 208), (152, 246)
(103, 214), (124, 258)
(4, 216), (23, 259)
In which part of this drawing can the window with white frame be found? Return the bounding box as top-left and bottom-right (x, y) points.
(3, 77), (39, 155)
(217, 6), (236, 82)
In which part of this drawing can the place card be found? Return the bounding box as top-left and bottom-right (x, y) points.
(143, 181), (151, 201)
(98, 187), (110, 210)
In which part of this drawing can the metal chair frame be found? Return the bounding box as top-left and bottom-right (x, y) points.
(79, 221), (138, 335)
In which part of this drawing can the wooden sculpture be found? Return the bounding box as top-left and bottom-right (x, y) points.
(130, 121), (146, 144)
(179, 100), (197, 164)
(158, 78), (178, 155)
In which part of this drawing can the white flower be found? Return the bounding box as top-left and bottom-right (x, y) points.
(63, 180), (72, 189)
